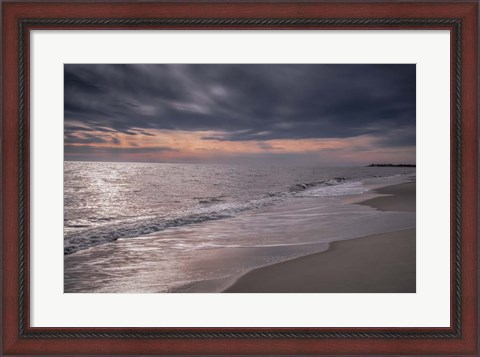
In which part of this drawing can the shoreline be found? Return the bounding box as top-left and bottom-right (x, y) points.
(65, 180), (415, 293)
(222, 182), (416, 293)
(357, 182), (416, 212)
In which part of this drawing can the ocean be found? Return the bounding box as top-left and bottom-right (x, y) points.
(64, 161), (416, 292)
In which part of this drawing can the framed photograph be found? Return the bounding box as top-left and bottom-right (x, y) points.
(2, 1), (478, 355)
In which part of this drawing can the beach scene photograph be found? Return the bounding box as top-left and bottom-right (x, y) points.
(64, 64), (416, 293)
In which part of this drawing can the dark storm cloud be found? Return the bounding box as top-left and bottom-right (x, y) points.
(376, 129), (416, 147)
(64, 64), (415, 144)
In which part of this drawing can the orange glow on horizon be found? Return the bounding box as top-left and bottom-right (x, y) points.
(65, 128), (415, 163)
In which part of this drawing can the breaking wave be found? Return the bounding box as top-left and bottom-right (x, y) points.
(64, 175), (390, 255)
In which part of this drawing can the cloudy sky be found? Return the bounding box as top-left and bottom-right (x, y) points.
(64, 64), (415, 165)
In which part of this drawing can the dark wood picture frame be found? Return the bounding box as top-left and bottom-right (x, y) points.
(2, 1), (478, 355)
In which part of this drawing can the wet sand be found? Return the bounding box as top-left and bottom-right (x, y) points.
(358, 182), (416, 212)
(224, 182), (416, 293)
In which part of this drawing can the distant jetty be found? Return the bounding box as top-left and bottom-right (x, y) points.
(367, 164), (416, 167)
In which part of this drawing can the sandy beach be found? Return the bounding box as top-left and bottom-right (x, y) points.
(224, 182), (416, 293)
